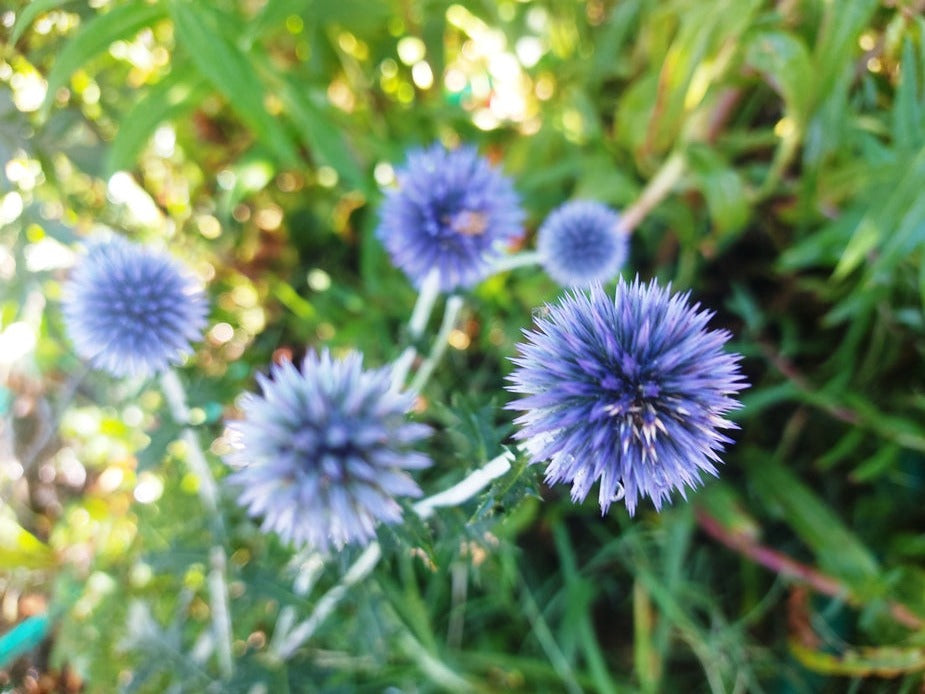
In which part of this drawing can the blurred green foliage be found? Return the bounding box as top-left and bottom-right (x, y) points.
(3, 0), (925, 691)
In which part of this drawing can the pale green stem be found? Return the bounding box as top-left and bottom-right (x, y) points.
(391, 268), (441, 390)
(490, 249), (542, 274)
(409, 295), (464, 394)
(160, 369), (233, 680)
(619, 152), (686, 234)
(271, 449), (515, 660)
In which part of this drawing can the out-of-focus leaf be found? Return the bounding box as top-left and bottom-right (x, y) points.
(11, 0), (77, 44)
(750, 460), (879, 590)
(696, 483), (761, 540)
(686, 144), (749, 235)
(106, 63), (209, 174)
(745, 31), (813, 126)
(790, 642), (925, 677)
(40, 2), (168, 117)
(243, 0), (303, 44)
(811, 0), (878, 107)
(168, 1), (300, 167)
(269, 71), (367, 190)
(893, 38), (924, 151)
(851, 443), (900, 483)
(0, 516), (55, 569)
(834, 148), (925, 278)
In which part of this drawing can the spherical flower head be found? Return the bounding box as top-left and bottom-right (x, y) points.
(506, 278), (747, 515)
(377, 143), (525, 292)
(537, 200), (628, 287)
(224, 350), (432, 553)
(62, 236), (207, 379)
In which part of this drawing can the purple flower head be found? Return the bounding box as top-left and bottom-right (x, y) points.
(507, 278), (747, 515)
(377, 143), (524, 292)
(537, 200), (628, 287)
(62, 236), (207, 379)
(224, 350), (432, 553)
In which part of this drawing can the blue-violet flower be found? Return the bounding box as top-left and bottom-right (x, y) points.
(224, 350), (432, 552)
(507, 278), (747, 514)
(537, 200), (627, 287)
(377, 143), (524, 292)
(62, 236), (207, 378)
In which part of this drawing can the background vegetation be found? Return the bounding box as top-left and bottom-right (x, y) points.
(3, 0), (925, 691)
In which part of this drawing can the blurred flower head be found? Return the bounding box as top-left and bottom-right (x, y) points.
(507, 278), (747, 515)
(62, 236), (207, 378)
(225, 350), (432, 552)
(537, 200), (627, 287)
(377, 143), (524, 292)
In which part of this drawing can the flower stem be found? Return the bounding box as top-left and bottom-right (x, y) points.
(490, 250), (542, 274)
(409, 295), (464, 394)
(412, 449), (513, 520)
(160, 369), (234, 680)
(271, 449), (516, 659)
(619, 151), (686, 234)
(274, 542), (382, 660)
(392, 268), (442, 390)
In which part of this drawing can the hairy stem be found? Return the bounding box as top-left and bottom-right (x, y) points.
(392, 267), (442, 390)
(490, 249), (542, 274)
(160, 369), (234, 679)
(410, 295), (464, 394)
(272, 449), (515, 659)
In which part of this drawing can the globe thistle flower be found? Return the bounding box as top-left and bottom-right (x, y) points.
(537, 200), (628, 287)
(377, 143), (524, 292)
(506, 278), (747, 515)
(224, 350), (432, 553)
(62, 236), (207, 379)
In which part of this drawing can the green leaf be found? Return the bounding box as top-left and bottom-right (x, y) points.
(834, 148), (925, 278)
(791, 642), (925, 677)
(106, 63), (208, 174)
(0, 516), (55, 569)
(270, 74), (367, 190)
(11, 0), (77, 45)
(744, 31), (812, 124)
(40, 2), (168, 117)
(750, 460), (880, 590)
(812, 0), (878, 107)
(893, 38), (923, 150)
(686, 144), (749, 235)
(168, 1), (300, 167)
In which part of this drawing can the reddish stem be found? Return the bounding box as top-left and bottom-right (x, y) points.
(695, 507), (925, 631)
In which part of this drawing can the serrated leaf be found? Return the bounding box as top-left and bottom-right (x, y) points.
(40, 2), (168, 117)
(168, 1), (300, 167)
(106, 63), (208, 174)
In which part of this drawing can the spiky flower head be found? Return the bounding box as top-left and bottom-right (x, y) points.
(537, 200), (628, 287)
(62, 236), (207, 379)
(224, 350), (432, 552)
(377, 143), (524, 292)
(507, 278), (747, 515)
